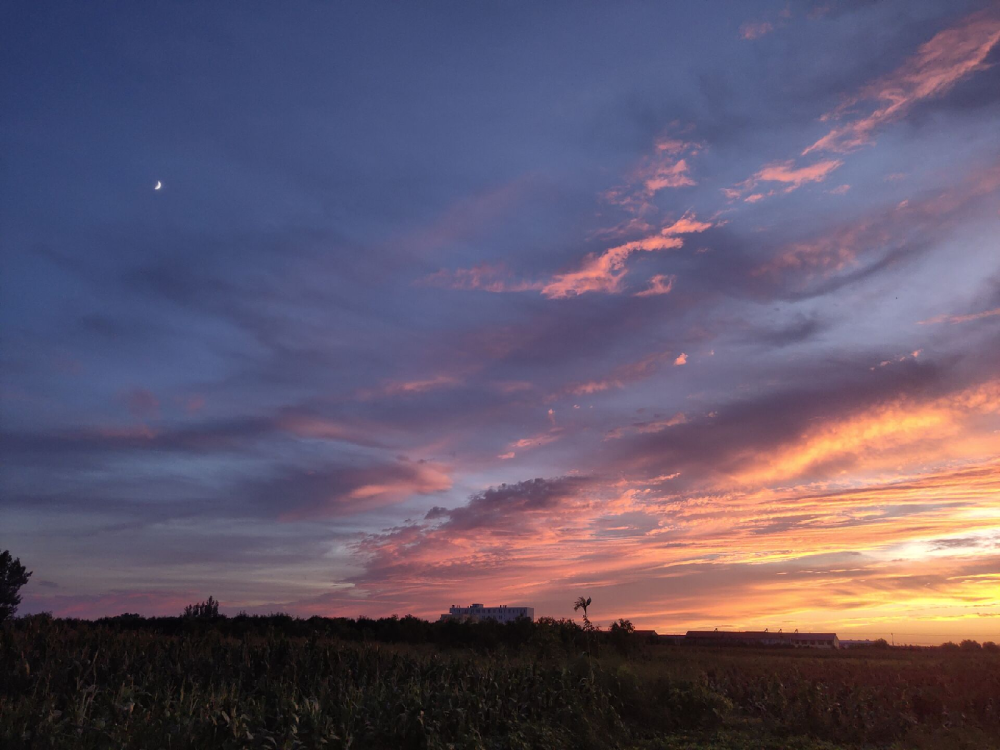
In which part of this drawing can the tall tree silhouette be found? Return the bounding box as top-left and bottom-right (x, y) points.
(183, 596), (220, 619)
(0, 550), (32, 622)
(573, 596), (592, 629)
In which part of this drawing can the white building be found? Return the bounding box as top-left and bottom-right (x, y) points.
(440, 603), (534, 623)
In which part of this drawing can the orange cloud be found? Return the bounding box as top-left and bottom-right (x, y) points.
(543, 213), (711, 298)
(673, 353), (688, 366)
(342, 457), (1000, 643)
(735, 379), (1000, 486)
(804, 11), (1000, 154)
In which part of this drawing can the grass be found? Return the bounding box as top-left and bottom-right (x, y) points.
(2, 615), (999, 749)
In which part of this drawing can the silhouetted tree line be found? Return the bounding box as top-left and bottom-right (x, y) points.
(83, 609), (624, 654)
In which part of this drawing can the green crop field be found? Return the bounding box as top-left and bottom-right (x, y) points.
(2, 615), (999, 749)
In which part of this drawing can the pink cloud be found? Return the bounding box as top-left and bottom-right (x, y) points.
(740, 21), (774, 40)
(753, 158), (1000, 286)
(22, 590), (201, 619)
(508, 430), (563, 451)
(419, 263), (542, 293)
(563, 352), (666, 396)
(602, 135), (701, 217)
(123, 388), (160, 421)
(634, 273), (676, 297)
(643, 159), (695, 193)
(393, 179), (528, 257)
(673, 353), (688, 366)
(493, 380), (535, 394)
(919, 306), (1000, 325)
(804, 11), (1000, 154)
(605, 412), (687, 440)
(277, 413), (375, 444)
(94, 424), (158, 440)
(870, 349), (923, 371)
(358, 375), (462, 399)
(278, 459), (453, 521)
(754, 159), (844, 190)
(183, 395), (205, 414)
(752, 216), (875, 281)
(542, 213), (711, 298)
(726, 159), (843, 202)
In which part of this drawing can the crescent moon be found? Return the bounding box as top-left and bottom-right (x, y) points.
(154, 181), (162, 190)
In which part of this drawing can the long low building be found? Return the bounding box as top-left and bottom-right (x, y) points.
(440, 603), (534, 623)
(685, 631), (840, 648)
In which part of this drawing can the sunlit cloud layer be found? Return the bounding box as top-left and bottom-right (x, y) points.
(3, 1), (1000, 644)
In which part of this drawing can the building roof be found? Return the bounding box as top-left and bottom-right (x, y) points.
(686, 631), (837, 639)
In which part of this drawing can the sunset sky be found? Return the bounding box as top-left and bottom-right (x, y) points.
(3, 1), (999, 645)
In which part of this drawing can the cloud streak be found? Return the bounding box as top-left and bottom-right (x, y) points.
(804, 11), (1000, 154)
(542, 214), (711, 298)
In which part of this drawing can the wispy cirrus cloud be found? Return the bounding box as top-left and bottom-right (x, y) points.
(605, 412), (687, 440)
(263, 458), (454, 521)
(358, 375), (464, 399)
(804, 10), (1000, 154)
(123, 388), (160, 421)
(561, 351), (667, 397)
(919, 306), (1000, 325)
(740, 21), (774, 40)
(507, 429), (563, 453)
(604, 136), (702, 213)
(634, 273), (676, 297)
(542, 213), (711, 298)
(418, 264), (543, 293)
(725, 159), (843, 202)
(750, 157), (1000, 293)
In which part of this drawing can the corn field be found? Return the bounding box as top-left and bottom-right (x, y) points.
(2, 616), (999, 749)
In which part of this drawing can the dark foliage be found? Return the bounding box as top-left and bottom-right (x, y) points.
(183, 596), (220, 619)
(3, 615), (1000, 748)
(0, 551), (32, 623)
